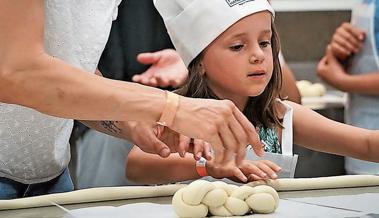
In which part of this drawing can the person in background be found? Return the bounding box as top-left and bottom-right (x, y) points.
(279, 52), (301, 103)
(317, 0), (379, 175)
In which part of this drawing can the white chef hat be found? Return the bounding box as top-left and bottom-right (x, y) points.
(154, 0), (275, 66)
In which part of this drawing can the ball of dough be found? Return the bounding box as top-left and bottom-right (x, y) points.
(311, 83), (326, 96)
(296, 80), (326, 97)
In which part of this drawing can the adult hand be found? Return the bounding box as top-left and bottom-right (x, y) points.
(317, 45), (349, 88)
(124, 121), (212, 160)
(206, 159), (281, 183)
(329, 22), (365, 61)
(132, 49), (188, 88)
(157, 126), (213, 160)
(171, 97), (264, 182)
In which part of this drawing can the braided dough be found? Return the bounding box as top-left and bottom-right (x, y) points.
(172, 180), (279, 217)
(248, 175), (379, 191)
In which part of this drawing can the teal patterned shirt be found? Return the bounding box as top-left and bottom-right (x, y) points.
(258, 126), (282, 154)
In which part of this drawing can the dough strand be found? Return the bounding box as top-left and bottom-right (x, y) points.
(248, 175), (379, 191)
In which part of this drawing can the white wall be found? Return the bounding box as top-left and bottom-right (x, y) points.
(272, 0), (360, 11)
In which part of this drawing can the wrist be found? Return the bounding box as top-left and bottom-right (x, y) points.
(335, 73), (353, 92)
(157, 91), (180, 128)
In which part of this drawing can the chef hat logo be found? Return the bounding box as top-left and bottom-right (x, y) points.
(226, 0), (256, 7)
(154, 0), (275, 66)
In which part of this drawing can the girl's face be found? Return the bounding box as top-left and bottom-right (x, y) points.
(202, 11), (273, 109)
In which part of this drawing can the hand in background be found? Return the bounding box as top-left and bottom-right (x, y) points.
(317, 45), (349, 89)
(329, 22), (366, 61)
(132, 49), (188, 88)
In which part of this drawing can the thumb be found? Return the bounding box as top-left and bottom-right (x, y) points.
(153, 139), (171, 158)
(137, 52), (161, 65)
(147, 126), (170, 158)
(325, 45), (340, 64)
(325, 45), (335, 59)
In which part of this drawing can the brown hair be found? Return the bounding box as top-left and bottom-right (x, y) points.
(176, 23), (283, 129)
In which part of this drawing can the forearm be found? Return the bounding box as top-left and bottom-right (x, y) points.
(79, 120), (131, 141)
(126, 147), (200, 184)
(366, 130), (379, 162)
(336, 72), (379, 96)
(0, 0), (165, 123)
(1, 55), (166, 122)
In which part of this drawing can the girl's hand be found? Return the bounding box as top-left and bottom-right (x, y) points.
(240, 160), (281, 182)
(206, 159), (281, 183)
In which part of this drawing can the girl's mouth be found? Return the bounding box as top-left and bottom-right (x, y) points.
(247, 70), (266, 77)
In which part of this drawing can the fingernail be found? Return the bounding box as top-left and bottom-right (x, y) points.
(206, 154), (212, 161)
(242, 175), (248, 182)
(261, 173), (267, 178)
(271, 173), (278, 179)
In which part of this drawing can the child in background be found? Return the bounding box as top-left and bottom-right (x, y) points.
(317, 0), (379, 175)
(126, 0), (379, 184)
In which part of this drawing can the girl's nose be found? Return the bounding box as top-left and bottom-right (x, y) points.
(249, 48), (265, 64)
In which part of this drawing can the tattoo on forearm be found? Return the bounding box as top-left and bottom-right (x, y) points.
(100, 121), (122, 134)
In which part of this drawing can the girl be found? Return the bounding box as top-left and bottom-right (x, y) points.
(126, 0), (379, 184)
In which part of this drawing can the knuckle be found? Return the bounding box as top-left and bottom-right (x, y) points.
(222, 100), (235, 112)
(341, 22), (350, 28)
(152, 140), (163, 149)
(205, 125), (217, 136)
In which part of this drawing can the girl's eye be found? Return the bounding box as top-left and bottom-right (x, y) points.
(230, 44), (244, 51)
(260, 41), (271, 48)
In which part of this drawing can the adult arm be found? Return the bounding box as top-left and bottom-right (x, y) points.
(0, 0), (166, 122)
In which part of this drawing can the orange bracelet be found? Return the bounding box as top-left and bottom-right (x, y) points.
(196, 157), (209, 177)
(157, 91), (179, 128)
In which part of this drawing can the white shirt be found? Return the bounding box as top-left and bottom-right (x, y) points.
(0, 0), (121, 184)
